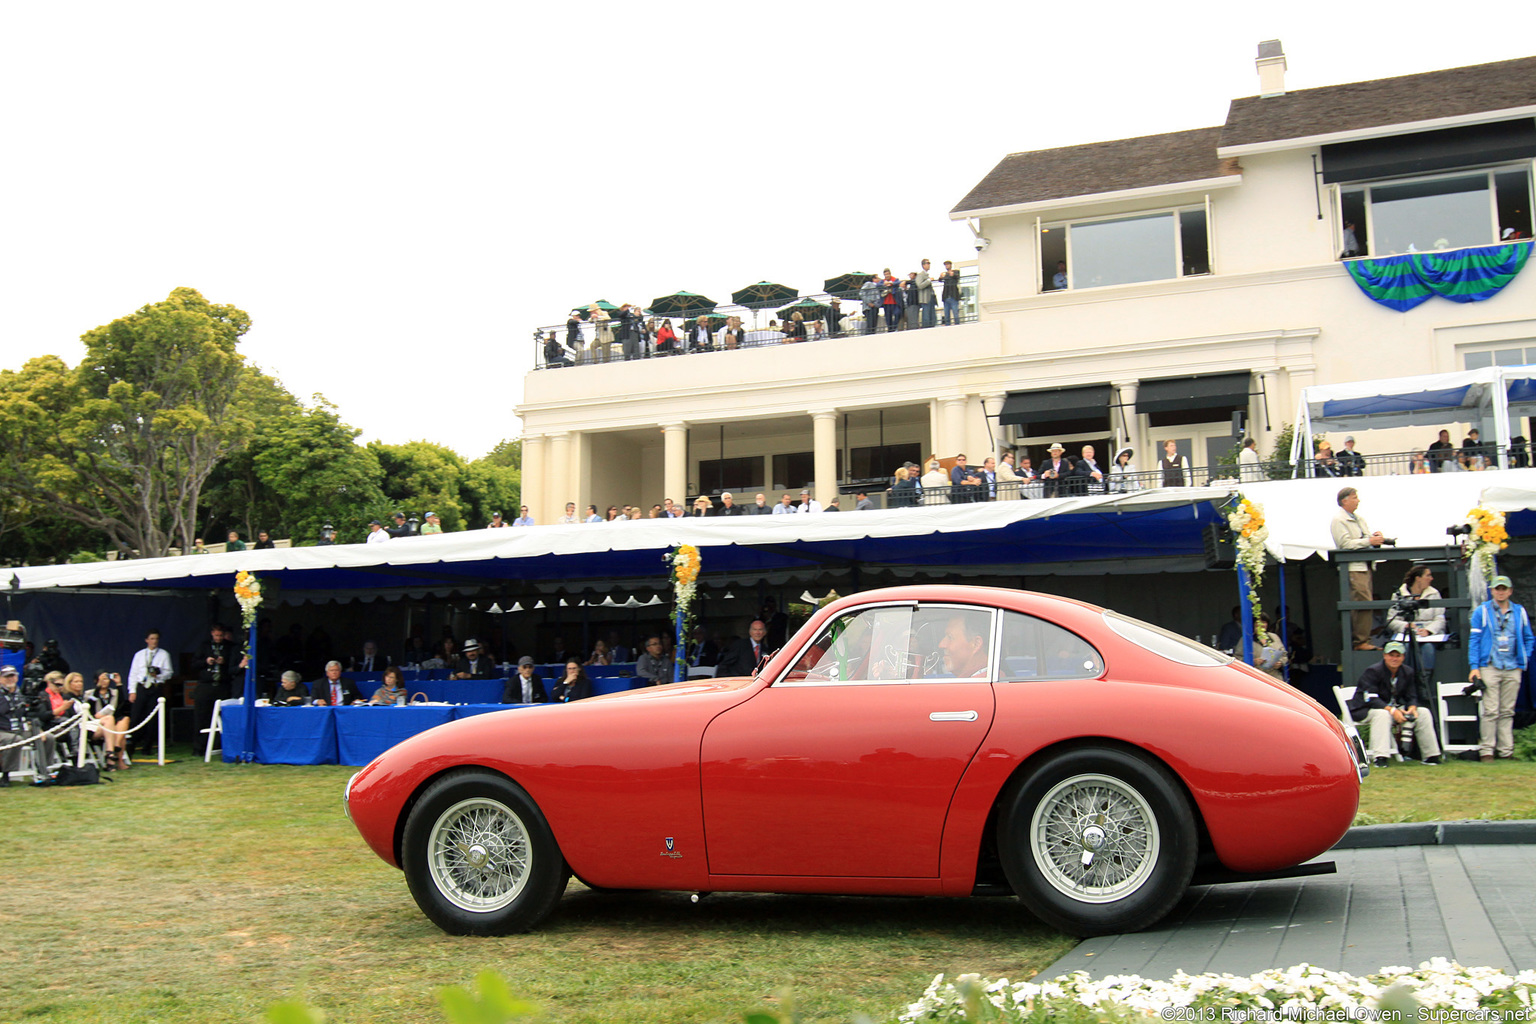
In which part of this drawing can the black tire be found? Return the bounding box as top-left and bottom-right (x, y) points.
(999, 746), (1196, 936)
(401, 769), (569, 935)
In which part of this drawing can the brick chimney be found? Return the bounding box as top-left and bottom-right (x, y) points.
(1256, 39), (1287, 97)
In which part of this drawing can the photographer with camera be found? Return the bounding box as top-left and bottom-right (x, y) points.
(1348, 641), (1441, 767)
(1466, 574), (1533, 762)
(1330, 486), (1389, 651)
(1387, 566), (1446, 680)
(126, 630), (173, 757)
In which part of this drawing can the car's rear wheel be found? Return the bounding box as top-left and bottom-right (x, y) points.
(401, 770), (568, 935)
(1000, 746), (1195, 936)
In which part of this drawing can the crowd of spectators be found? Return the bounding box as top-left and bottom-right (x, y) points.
(539, 261), (967, 368)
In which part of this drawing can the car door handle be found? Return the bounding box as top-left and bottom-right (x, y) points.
(929, 711), (978, 722)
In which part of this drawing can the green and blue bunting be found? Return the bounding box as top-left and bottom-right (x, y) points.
(1345, 240), (1531, 311)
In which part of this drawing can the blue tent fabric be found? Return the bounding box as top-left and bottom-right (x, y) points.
(1317, 384), (1476, 420)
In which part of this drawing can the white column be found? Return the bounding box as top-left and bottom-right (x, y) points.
(812, 410), (838, 508)
(1113, 381), (1141, 463)
(548, 432), (572, 521)
(940, 397), (968, 458)
(662, 422), (688, 507)
(522, 435), (547, 526)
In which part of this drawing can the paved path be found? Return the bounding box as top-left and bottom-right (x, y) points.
(1042, 823), (1536, 979)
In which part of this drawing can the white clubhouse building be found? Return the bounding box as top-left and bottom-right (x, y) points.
(515, 45), (1536, 524)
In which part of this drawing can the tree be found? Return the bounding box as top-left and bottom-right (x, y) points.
(249, 398), (386, 543)
(369, 441), (468, 529)
(0, 288), (251, 558)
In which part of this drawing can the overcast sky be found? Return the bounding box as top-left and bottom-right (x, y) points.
(2, 2), (1528, 458)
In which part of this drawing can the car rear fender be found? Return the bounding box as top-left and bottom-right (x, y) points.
(937, 679), (1359, 890)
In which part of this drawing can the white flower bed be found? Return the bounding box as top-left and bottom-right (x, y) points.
(901, 961), (1536, 1023)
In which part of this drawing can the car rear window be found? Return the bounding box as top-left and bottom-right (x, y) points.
(1102, 610), (1233, 667)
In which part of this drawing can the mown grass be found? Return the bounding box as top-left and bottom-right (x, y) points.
(1353, 754), (1536, 824)
(1, 749), (1072, 1024)
(6, 747), (1532, 1024)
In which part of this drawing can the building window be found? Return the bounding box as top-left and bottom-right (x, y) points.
(1040, 206), (1210, 292)
(1463, 344), (1536, 371)
(848, 443), (921, 484)
(771, 452), (842, 492)
(1340, 166), (1532, 258)
(698, 456), (763, 494)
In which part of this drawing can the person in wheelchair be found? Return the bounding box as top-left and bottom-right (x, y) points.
(1347, 641), (1441, 767)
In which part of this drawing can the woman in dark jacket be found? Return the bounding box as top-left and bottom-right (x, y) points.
(889, 466), (919, 508)
(551, 660), (592, 703)
(88, 670), (129, 769)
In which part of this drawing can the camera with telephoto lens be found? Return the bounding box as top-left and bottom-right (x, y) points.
(1380, 537), (1398, 547)
(1447, 524), (1474, 538)
(1463, 678), (1487, 698)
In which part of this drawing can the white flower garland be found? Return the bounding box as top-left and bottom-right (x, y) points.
(901, 961), (1536, 1023)
(1226, 498), (1270, 643)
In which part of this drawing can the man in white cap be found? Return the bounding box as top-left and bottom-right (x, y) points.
(1347, 640), (1441, 768)
(456, 639), (495, 679)
(1338, 436), (1365, 477)
(1038, 443), (1073, 499)
(1467, 574), (1535, 762)
(795, 488), (822, 513)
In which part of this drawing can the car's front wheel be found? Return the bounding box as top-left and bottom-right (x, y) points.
(1000, 746), (1196, 936)
(401, 770), (568, 935)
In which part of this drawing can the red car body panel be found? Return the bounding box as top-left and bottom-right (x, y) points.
(346, 585), (1360, 902)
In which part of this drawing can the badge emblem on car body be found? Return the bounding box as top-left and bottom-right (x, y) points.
(660, 836), (682, 859)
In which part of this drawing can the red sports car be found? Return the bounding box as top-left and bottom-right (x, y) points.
(345, 585), (1364, 937)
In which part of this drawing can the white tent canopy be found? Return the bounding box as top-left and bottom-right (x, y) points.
(1244, 467), (1536, 562)
(1290, 365), (1536, 470)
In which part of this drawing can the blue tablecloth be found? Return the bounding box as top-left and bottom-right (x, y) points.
(220, 704), (338, 765)
(334, 704), (457, 765)
(220, 702), (523, 765)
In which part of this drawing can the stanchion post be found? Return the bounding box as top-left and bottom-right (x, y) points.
(1237, 564), (1255, 667)
(76, 711), (89, 768)
(157, 696), (166, 765)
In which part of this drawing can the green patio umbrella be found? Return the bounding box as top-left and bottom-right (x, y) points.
(776, 297), (830, 321)
(822, 272), (870, 298)
(648, 291), (718, 316)
(730, 281), (799, 307)
(569, 299), (618, 320)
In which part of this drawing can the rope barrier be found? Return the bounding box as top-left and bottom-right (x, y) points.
(0, 698), (166, 769)
(0, 710), (86, 751)
(0, 700), (166, 749)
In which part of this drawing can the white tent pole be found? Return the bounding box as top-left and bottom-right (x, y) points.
(1493, 367), (1513, 470)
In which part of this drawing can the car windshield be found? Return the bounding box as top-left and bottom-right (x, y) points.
(1101, 610), (1232, 667)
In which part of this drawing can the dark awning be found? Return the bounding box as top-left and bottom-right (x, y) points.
(1321, 119), (1536, 185)
(999, 384), (1113, 435)
(1136, 372), (1251, 415)
(995, 382), (1118, 436)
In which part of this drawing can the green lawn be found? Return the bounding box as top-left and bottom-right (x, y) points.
(1, 750), (1071, 1024)
(4, 748), (1531, 1024)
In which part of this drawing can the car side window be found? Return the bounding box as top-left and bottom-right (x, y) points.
(779, 604), (995, 684)
(999, 610), (1102, 681)
(782, 606), (918, 684)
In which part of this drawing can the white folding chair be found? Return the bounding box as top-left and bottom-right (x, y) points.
(1436, 680), (1480, 754)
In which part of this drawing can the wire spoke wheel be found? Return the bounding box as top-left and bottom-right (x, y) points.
(427, 797), (532, 912)
(1029, 772), (1160, 904)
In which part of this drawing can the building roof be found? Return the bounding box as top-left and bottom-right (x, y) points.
(1221, 55), (1536, 149)
(954, 54), (1536, 216)
(951, 127), (1237, 216)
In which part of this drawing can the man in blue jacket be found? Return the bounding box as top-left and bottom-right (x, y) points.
(1466, 574), (1534, 762)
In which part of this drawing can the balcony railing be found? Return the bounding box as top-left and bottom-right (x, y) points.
(534, 307), (978, 370)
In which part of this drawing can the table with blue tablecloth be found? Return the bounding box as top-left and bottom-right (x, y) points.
(219, 702), (524, 766)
